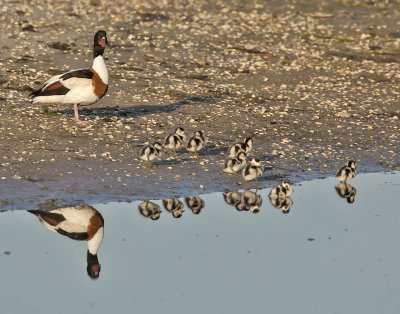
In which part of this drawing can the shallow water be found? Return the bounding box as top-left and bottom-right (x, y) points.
(0, 172), (399, 314)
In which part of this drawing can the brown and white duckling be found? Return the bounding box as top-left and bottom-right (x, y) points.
(242, 190), (263, 213)
(223, 191), (243, 206)
(29, 204), (104, 279)
(164, 127), (186, 156)
(242, 158), (263, 183)
(184, 196), (205, 214)
(269, 196), (293, 214)
(335, 182), (357, 204)
(30, 30), (109, 125)
(223, 151), (247, 174)
(336, 160), (356, 182)
(162, 198), (184, 218)
(187, 131), (207, 155)
(269, 179), (293, 199)
(228, 137), (253, 158)
(138, 200), (162, 220)
(140, 142), (163, 168)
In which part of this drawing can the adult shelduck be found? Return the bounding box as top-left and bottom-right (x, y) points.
(29, 204), (104, 279)
(30, 30), (109, 124)
(336, 160), (356, 182)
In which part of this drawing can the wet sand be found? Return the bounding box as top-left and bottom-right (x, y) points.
(0, 1), (399, 210)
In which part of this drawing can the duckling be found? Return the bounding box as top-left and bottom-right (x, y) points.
(336, 160), (356, 182)
(139, 142), (162, 168)
(269, 179), (293, 199)
(242, 158), (263, 183)
(162, 198), (184, 218)
(335, 182), (357, 204)
(138, 201), (162, 220)
(269, 196), (293, 214)
(223, 151), (247, 174)
(187, 131), (207, 155)
(242, 190), (263, 213)
(228, 137), (253, 158)
(163, 127), (186, 156)
(184, 196), (205, 214)
(223, 191), (243, 206)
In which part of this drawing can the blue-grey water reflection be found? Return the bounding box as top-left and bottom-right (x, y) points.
(0, 172), (399, 314)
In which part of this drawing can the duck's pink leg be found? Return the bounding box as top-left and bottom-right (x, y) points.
(73, 104), (88, 125)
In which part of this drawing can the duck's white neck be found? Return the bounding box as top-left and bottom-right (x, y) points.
(88, 226), (104, 255)
(92, 55), (108, 85)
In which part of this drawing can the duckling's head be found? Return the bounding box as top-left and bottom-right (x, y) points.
(194, 130), (204, 138)
(151, 210), (162, 220)
(348, 160), (356, 170)
(153, 142), (163, 151)
(172, 209), (184, 218)
(175, 127), (185, 136)
(244, 137), (253, 147)
(251, 158), (261, 166)
(281, 179), (291, 189)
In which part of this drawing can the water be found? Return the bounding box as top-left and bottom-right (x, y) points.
(0, 172), (399, 314)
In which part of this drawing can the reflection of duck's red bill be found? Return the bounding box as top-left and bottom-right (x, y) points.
(88, 263), (101, 279)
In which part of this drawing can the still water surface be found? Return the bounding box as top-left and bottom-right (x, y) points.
(0, 172), (399, 314)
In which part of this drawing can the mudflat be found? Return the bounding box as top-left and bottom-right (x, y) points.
(0, 0), (399, 210)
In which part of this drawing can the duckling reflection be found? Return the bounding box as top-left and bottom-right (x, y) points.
(242, 190), (263, 213)
(223, 190), (262, 213)
(335, 182), (357, 204)
(269, 196), (293, 214)
(162, 198), (184, 218)
(29, 204), (104, 279)
(138, 201), (162, 220)
(184, 196), (205, 214)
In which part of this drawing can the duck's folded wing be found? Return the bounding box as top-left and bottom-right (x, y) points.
(30, 68), (94, 97)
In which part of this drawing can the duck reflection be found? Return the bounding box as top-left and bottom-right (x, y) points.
(335, 182), (357, 204)
(269, 180), (294, 214)
(138, 201), (162, 220)
(184, 196), (205, 214)
(162, 198), (184, 218)
(29, 204), (104, 279)
(223, 190), (262, 213)
(269, 196), (293, 214)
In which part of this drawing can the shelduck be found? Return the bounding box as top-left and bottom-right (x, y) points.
(138, 200), (162, 220)
(29, 204), (104, 279)
(242, 158), (263, 182)
(228, 137), (253, 158)
(187, 131), (207, 155)
(269, 196), (293, 214)
(335, 182), (357, 204)
(184, 196), (205, 214)
(269, 179), (293, 199)
(163, 127), (186, 156)
(336, 160), (356, 182)
(242, 190), (263, 213)
(162, 198), (184, 218)
(30, 30), (109, 124)
(223, 151), (247, 174)
(140, 142), (162, 168)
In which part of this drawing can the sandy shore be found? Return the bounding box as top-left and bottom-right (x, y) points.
(0, 0), (399, 210)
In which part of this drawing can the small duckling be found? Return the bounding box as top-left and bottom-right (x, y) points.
(184, 196), (205, 214)
(242, 158), (263, 183)
(223, 191), (243, 206)
(162, 198), (184, 218)
(228, 137), (253, 158)
(335, 182), (357, 204)
(223, 151), (247, 174)
(269, 179), (293, 199)
(164, 127), (186, 156)
(242, 190), (263, 213)
(139, 142), (162, 168)
(138, 201), (162, 220)
(336, 160), (356, 182)
(187, 131), (207, 155)
(269, 196), (293, 214)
